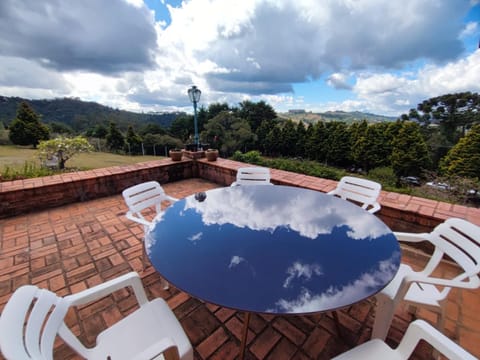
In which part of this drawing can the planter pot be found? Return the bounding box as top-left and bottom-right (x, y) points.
(169, 150), (183, 161)
(205, 149), (219, 161)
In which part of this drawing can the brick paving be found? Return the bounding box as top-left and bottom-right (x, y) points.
(0, 178), (479, 360)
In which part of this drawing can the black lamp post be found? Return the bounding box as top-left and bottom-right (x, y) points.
(188, 85), (201, 150)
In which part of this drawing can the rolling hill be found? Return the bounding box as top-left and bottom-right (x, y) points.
(278, 110), (397, 124)
(0, 96), (184, 132)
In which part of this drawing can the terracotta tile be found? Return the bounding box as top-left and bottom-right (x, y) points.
(0, 178), (479, 359)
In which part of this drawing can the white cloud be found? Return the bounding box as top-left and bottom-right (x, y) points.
(0, 0), (478, 116)
(348, 49), (480, 115)
(327, 73), (352, 90)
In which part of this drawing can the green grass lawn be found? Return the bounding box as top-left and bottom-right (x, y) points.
(0, 145), (163, 173)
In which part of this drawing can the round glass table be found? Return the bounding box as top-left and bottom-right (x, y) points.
(146, 185), (400, 358)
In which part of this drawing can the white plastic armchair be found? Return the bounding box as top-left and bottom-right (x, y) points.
(328, 176), (381, 213)
(231, 167), (273, 186)
(333, 319), (476, 360)
(0, 272), (193, 360)
(122, 181), (178, 272)
(372, 218), (480, 340)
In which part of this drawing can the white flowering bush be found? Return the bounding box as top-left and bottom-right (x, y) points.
(38, 136), (94, 169)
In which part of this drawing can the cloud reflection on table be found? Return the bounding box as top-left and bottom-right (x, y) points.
(147, 185), (400, 314)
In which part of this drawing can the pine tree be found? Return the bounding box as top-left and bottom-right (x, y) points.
(440, 124), (480, 178)
(106, 122), (125, 152)
(9, 101), (50, 147)
(391, 122), (431, 177)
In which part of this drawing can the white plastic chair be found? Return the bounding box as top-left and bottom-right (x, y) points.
(0, 272), (193, 360)
(122, 181), (178, 272)
(230, 167), (273, 186)
(333, 319), (476, 360)
(327, 176), (381, 213)
(372, 218), (480, 340)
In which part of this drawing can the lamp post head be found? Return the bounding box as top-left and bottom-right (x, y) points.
(188, 85), (201, 103)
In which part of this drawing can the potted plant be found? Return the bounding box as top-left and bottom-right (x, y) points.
(169, 148), (183, 161)
(205, 148), (219, 161)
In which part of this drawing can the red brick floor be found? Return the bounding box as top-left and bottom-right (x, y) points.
(0, 178), (478, 360)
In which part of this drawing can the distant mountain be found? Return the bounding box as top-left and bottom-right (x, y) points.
(0, 96), (184, 132)
(278, 110), (397, 124)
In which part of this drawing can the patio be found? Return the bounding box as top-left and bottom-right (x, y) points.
(0, 176), (479, 359)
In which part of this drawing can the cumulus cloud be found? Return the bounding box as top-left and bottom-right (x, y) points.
(0, 0), (157, 73)
(348, 50), (480, 115)
(327, 73), (352, 90)
(0, 0), (478, 115)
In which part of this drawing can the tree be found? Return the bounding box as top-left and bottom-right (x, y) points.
(324, 121), (350, 166)
(207, 102), (230, 120)
(439, 124), (480, 178)
(125, 125), (143, 154)
(142, 134), (183, 155)
(106, 122), (125, 152)
(305, 122), (327, 162)
(279, 120), (298, 157)
(139, 123), (166, 136)
(38, 136), (94, 169)
(169, 114), (193, 142)
(295, 121), (307, 158)
(201, 111), (255, 156)
(391, 122), (431, 177)
(256, 119), (277, 154)
(236, 100), (277, 134)
(9, 101), (50, 147)
(352, 122), (392, 171)
(264, 126), (282, 156)
(403, 92), (480, 143)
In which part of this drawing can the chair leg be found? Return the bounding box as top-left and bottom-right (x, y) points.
(371, 295), (396, 340)
(142, 241), (148, 272)
(437, 303), (446, 332)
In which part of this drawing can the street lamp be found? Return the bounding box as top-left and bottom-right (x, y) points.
(188, 85), (201, 150)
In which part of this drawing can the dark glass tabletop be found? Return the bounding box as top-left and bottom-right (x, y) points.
(146, 185), (400, 315)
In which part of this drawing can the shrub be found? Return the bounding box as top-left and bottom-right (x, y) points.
(368, 167), (397, 188)
(1, 161), (55, 181)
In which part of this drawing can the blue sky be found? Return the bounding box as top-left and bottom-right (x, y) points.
(0, 0), (479, 117)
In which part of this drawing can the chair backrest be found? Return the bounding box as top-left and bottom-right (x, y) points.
(0, 285), (82, 360)
(122, 181), (167, 221)
(328, 176), (381, 213)
(231, 167), (272, 186)
(425, 218), (480, 286)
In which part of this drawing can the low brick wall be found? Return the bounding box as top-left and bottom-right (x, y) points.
(1, 156), (479, 234)
(0, 158), (194, 219)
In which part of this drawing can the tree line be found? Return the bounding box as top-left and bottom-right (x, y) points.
(5, 92), (480, 182)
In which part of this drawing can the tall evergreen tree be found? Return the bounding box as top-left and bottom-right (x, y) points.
(125, 125), (143, 154)
(295, 121), (307, 158)
(106, 122), (125, 152)
(305, 122), (326, 161)
(391, 122), (431, 177)
(439, 124), (480, 178)
(279, 120), (298, 157)
(352, 123), (392, 171)
(324, 121), (350, 166)
(9, 101), (49, 148)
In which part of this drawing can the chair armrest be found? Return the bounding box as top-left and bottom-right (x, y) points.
(367, 202), (381, 214)
(65, 272), (149, 307)
(126, 211), (151, 227)
(403, 273), (480, 290)
(165, 195), (179, 203)
(131, 337), (179, 360)
(393, 232), (430, 243)
(396, 320), (476, 360)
